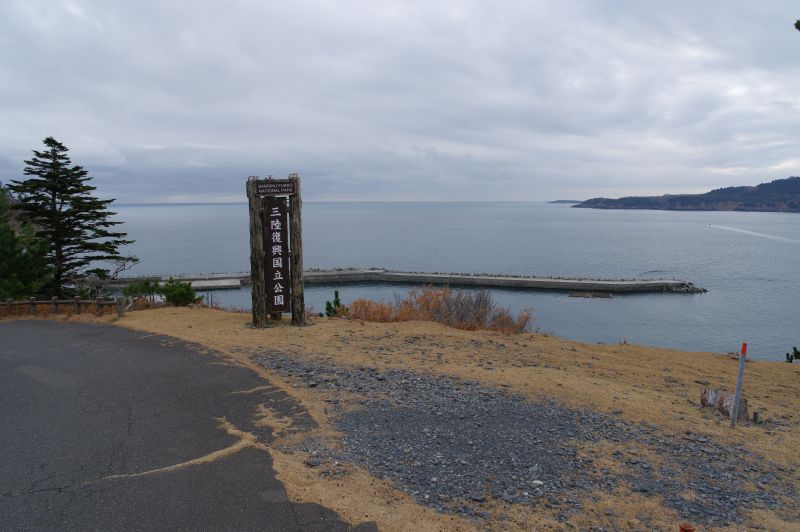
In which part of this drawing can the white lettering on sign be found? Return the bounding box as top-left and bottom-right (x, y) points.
(257, 180), (296, 196)
(264, 195), (291, 314)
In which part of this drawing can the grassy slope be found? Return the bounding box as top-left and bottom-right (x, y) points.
(33, 308), (800, 530)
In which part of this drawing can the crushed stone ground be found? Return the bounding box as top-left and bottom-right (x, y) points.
(253, 351), (795, 528)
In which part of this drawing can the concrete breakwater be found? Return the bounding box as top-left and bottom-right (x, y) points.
(110, 269), (705, 294)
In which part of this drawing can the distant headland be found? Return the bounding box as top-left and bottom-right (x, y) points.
(548, 200), (582, 204)
(573, 177), (800, 213)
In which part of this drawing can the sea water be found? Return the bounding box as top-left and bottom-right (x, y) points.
(113, 202), (800, 360)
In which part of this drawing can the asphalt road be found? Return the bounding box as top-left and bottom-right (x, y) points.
(0, 320), (375, 531)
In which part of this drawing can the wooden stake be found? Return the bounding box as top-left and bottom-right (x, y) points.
(247, 177), (268, 328)
(289, 173), (305, 326)
(731, 342), (747, 428)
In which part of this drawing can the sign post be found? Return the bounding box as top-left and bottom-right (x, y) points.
(246, 174), (305, 327)
(288, 173), (305, 326)
(246, 177), (268, 328)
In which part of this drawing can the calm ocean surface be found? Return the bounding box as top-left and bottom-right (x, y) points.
(113, 202), (800, 360)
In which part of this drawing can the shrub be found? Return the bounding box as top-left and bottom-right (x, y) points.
(325, 290), (347, 317)
(347, 287), (532, 334)
(158, 278), (198, 307)
(787, 346), (800, 363)
(348, 299), (395, 322)
(123, 279), (159, 303)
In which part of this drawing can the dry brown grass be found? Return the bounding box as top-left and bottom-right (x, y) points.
(22, 307), (800, 530)
(348, 287), (533, 334)
(269, 448), (475, 532)
(570, 489), (680, 530)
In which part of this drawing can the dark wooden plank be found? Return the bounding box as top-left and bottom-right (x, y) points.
(247, 177), (268, 327)
(288, 174), (305, 326)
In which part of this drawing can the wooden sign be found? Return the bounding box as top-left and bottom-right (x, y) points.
(265, 197), (291, 313)
(246, 174), (305, 327)
(256, 179), (296, 196)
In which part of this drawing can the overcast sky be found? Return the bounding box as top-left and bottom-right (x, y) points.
(1, 1), (798, 202)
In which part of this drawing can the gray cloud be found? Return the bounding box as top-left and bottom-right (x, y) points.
(1, 0), (799, 202)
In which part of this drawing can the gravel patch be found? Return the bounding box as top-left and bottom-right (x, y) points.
(253, 351), (795, 527)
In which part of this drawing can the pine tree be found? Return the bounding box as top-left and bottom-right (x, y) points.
(0, 186), (51, 299)
(8, 137), (133, 297)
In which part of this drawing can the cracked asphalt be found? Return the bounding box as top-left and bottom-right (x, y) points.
(0, 320), (373, 532)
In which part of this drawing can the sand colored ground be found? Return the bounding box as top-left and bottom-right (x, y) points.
(12, 308), (800, 530)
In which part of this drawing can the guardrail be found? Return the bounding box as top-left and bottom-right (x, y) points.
(0, 296), (127, 318)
